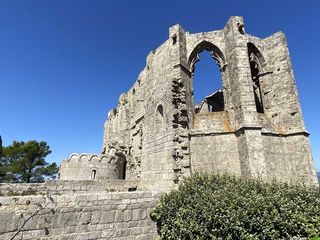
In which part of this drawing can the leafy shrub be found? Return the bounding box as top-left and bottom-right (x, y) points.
(150, 173), (320, 240)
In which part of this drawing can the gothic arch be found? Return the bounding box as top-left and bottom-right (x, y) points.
(188, 41), (226, 113)
(188, 41), (226, 75)
(116, 157), (126, 180)
(247, 43), (266, 71)
(155, 104), (165, 128)
(247, 43), (266, 113)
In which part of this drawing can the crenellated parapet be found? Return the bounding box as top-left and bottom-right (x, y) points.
(67, 153), (109, 162)
(59, 153), (126, 180)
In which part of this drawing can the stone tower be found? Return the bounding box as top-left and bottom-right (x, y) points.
(61, 16), (318, 188)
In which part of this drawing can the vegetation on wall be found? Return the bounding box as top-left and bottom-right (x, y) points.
(150, 173), (320, 240)
(0, 136), (58, 183)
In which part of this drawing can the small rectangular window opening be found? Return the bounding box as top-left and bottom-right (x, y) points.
(91, 170), (96, 180)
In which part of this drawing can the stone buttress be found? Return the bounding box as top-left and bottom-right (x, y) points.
(61, 16), (317, 188)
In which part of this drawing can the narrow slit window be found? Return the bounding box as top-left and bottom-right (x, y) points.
(156, 105), (164, 127)
(247, 43), (265, 113)
(91, 170), (96, 180)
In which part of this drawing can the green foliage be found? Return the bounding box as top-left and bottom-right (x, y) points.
(150, 173), (320, 240)
(0, 140), (58, 183)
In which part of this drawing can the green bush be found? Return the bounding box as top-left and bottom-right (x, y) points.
(150, 173), (320, 240)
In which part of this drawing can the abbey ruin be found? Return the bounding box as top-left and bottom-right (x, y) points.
(61, 16), (318, 187)
(0, 16), (318, 239)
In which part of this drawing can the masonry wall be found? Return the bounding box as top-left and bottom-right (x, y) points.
(103, 37), (184, 189)
(262, 134), (317, 184)
(100, 16), (318, 188)
(0, 180), (142, 195)
(190, 133), (241, 175)
(247, 33), (306, 134)
(0, 182), (161, 240)
(59, 154), (126, 181)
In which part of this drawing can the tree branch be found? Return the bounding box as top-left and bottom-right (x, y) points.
(10, 195), (54, 240)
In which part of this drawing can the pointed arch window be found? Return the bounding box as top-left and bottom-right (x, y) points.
(248, 43), (265, 113)
(188, 41), (226, 114)
(155, 105), (165, 127)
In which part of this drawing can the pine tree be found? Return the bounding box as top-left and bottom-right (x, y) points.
(1, 140), (58, 183)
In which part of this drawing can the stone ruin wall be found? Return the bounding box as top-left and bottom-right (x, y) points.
(103, 16), (318, 188)
(0, 181), (160, 240)
(59, 153), (126, 181)
(103, 35), (183, 189)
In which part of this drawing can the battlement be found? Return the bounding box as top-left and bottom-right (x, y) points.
(59, 153), (126, 180)
(65, 153), (109, 163)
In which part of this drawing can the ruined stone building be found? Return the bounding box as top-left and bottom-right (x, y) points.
(1, 16), (319, 240)
(60, 16), (318, 188)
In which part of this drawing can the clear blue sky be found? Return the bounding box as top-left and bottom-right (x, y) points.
(1, 0), (319, 171)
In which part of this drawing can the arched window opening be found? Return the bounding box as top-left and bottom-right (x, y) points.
(115, 157), (126, 180)
(91, 170), (96, 180)
(121, 161), (126, 180)
(189, 41), (225, 114)
(155, 105), (164, 127)
(248, 43), (265, 113)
